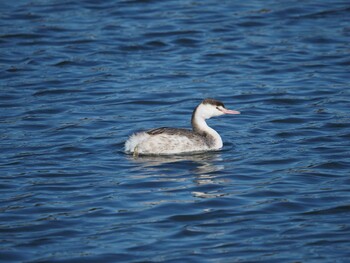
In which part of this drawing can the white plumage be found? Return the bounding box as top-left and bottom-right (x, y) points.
(125, 98), (240, 156)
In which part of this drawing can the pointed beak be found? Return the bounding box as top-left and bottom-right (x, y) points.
(222, 108), (240, 115)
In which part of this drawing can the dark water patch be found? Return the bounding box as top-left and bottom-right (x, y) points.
(143, 30), (202, 38)
(145, 40), (168, 47)
(0, 252), (26, 262)
(271, 117), (305, 124)
(336, 58), (350, 66)
(311, 161), (349, 170)
(275, 129), (322, 139)
(173, 38), (200, 47)
(24, 107), (66, 115)
(250, 157), (300, 166)
(298, 6), (350, 20)
(53, 59), (101, 67)
(273, 7), (313, 19)
(237, 21), (267, 27)
(33, 89), (82, 96)
(322, 122), (350, 129)
(303, 205), (350, 216)
(169, 210), (225, 223)
(0, 33), (46, 39)
(57, 145), (92, 154)
(302, 36), (341, 45)
(5, 66), (19, 72)
(339, 133), (350, 139)
(118, 44), (151, 52)
(263, 200), (308, 214)
(204, 52), (232, 58)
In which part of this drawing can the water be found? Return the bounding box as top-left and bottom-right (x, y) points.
(1, 0), (350, 262)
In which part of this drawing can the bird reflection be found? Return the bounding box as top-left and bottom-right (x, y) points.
(127, 151), (224, 174)
(127, 152), (230, 194)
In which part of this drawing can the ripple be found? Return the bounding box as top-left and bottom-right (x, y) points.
(33, 89), (82, 96)
(173, 38), (200, 47)
(143, 30), (202, 38)
(303, 205), (350, 216)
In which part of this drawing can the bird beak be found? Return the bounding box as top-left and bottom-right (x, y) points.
(222, 108), (240, 114)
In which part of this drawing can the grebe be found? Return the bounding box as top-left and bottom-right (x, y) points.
(125, 98), (240, 156)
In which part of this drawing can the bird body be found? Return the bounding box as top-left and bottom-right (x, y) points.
(125, 98), (240, 156)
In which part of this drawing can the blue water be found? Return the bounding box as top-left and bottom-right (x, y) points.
(1, 0), (350, 262)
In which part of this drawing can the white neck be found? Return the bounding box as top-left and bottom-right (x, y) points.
(191, 108), (223, 149)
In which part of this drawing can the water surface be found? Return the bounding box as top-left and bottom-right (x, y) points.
(1, 0), (350, 262)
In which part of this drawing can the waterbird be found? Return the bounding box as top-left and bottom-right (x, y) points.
(125, 98), (240, 156)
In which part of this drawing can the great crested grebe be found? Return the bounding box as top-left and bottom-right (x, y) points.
(125, 98), (240, 156)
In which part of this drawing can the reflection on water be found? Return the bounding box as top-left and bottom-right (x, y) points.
(127, 152), (229, 197)
(127, 151), (224, 175)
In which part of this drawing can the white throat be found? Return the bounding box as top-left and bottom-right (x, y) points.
(191, 105), (223, 149)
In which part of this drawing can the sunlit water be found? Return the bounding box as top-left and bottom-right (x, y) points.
(1, 0), (350, 262)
